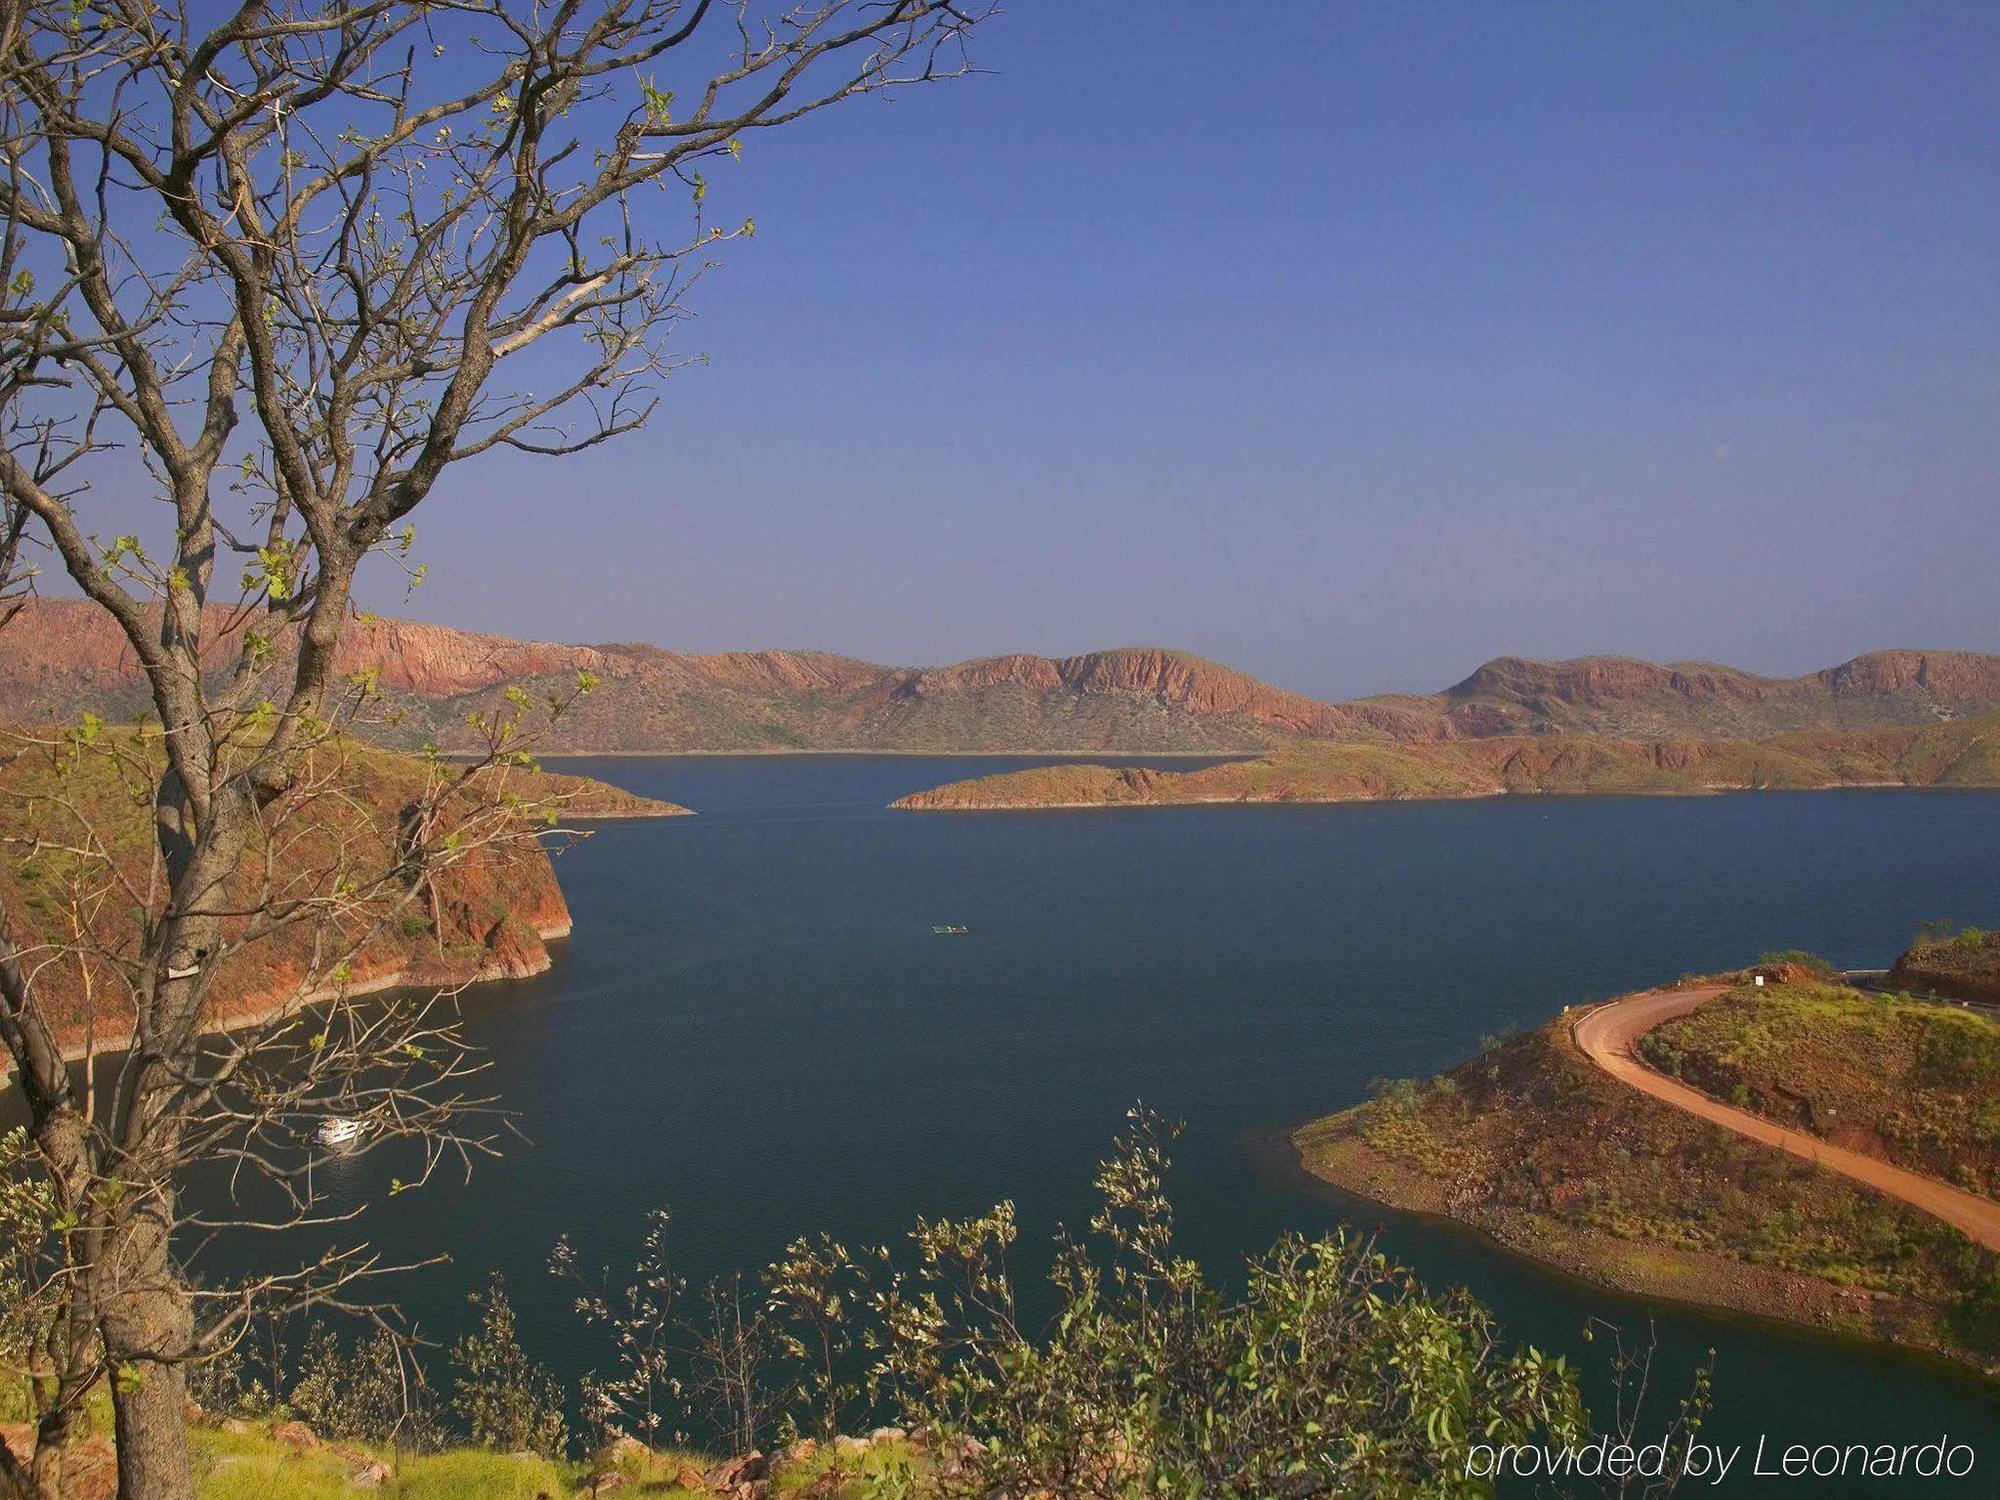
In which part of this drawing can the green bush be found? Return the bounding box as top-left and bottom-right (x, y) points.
(869, 1108), (1601, 1496)
(1755, 949), (1835, 977)
(449, 1275), (567, 1460)
(291, 1324), (441, 1450)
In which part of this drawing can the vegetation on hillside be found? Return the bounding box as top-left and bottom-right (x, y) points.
(1294, 1004), (2000, 1367)
(1637, 980), (2000, 1198)
(893, 714), (2000, 810)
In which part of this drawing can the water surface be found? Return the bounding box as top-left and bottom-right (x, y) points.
(209, 757), (2000, 1488)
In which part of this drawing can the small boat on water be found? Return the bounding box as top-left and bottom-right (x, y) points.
(316, 1116), (367, 1148)
(932, 924), (968, 936)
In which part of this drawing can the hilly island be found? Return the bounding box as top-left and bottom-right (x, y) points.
(891, 716), (2000, 809)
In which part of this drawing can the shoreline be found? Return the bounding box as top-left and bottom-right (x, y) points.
(1293, 1124), (2000, 1379)
(3, 791), (679, 1085)
(538, 747), (1261, 760)
(7, 915), (574, 1081)
(1260, 1120), (2000, 1388)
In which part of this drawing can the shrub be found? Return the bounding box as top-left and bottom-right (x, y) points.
(449, 1275), (567, 1459)
(1366, 1076), (1421, 1110)
(869, 1108), (1603, 1496)
(1755, 949), (1835, 977)
(545, 1107), (1690, 1492)
(549, 1207), (693, 1451)
(291, 1323), (441, 1449)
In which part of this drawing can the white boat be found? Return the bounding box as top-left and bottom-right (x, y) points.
(932, 924), (968, 935)
(316, 1116), (367, 1148)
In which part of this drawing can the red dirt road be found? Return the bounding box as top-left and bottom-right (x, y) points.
(1570, 984), (2000, 1253)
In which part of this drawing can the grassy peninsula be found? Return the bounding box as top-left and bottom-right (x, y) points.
(891, 714), (2000, 810)
(1294, 976), (2000, 1371)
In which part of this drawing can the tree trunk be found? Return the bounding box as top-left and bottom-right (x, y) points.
(98, 1117), (197, 1500)
(107, 1348), (194, 1500)
(102, 1231), (196, 1500)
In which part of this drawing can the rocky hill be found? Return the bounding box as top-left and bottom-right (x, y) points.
(0, 727), (684, 1055)
(892, 714), (2000, 810)
(4, 599), (1998, 753)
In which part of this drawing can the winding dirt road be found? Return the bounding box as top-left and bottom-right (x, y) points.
(1570, 984), (2000, 1252)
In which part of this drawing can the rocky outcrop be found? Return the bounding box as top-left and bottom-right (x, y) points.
(1820, 648), (2000, 705)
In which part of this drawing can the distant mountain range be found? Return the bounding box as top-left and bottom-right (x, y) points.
(4, 598), (1999, 754)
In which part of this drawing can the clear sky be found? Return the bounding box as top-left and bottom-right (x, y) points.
(302, 5), (2000, 697)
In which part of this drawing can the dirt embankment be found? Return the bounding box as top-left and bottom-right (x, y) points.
(1890, 928), (2000, 1006)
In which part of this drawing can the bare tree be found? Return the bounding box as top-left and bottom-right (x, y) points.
(0, 3), (991, 1495)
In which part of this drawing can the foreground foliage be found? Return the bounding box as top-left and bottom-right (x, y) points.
(73, 1109), (1696, 1497)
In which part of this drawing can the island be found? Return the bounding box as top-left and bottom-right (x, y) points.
(890, 715), (2000, 810)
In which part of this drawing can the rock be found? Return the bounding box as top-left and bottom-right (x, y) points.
(347, 1457), (392, 1489)
(60, 1435), (118, 1500)
(0, 1432), (122, 1500)
(705, 1449), (768, 1488)
(270, 1420), (319, 1452)
(834, 1434), (870, 1458)
(219, 1417), (251, 1435)
(583, 1472), (626, 1495)
(935, 1433), (986, 1480)
(777, 1437), (819, 1466)
(674, 1463), (708, 1491)
(867, 1426), (907, 1444)
(598, 1432), (650, 1467)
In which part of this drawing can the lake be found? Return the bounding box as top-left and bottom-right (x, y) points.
(212, 755), (2000, 1489)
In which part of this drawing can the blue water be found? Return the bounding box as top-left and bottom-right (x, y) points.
(214, 756), (2000, 1488)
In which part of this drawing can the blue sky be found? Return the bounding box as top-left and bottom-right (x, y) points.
(239, 5), (2000, 696)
